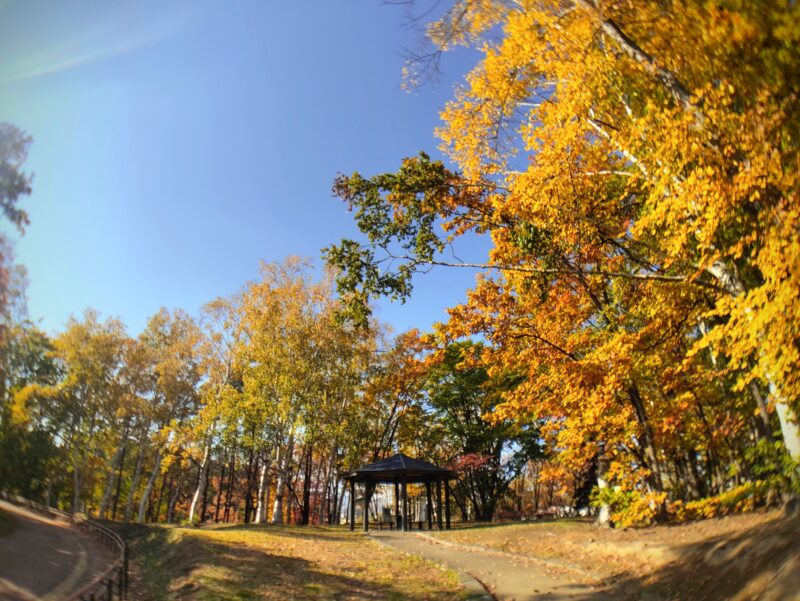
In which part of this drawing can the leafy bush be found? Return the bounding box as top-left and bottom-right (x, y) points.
(591, 487), (667, 528)
(673, 482), (766, 520)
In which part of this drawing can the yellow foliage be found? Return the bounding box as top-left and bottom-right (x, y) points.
(422, 0), (800, 494)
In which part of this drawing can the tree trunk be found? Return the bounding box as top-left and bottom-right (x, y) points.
(167, 475), (182, 523)
(214, 457), (227, 522)
(772, 381), (800, 460)
(255, 454), (271, 523)
(300, 444), (313, 525)
(72, 462), (83, 514)
(138, 448), (162, 524)
(243, 448), (256, 523)
(332, 476), (341, 525)
(153, 469), (171, 522)
(705, 262), (800, 460)
(271, 430), (295, 525)
(124, 438), (145, 522)
(201, 460), (212, 523)
(596, 456), (611, 527)
(99, 431), (129, 519)
(111, 441), (128, 520)
(628, 384), (664, 492)
(224, 453), (236, 522)
(189, 443), (211, 523)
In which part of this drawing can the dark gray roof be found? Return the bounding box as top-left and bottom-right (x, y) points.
(345, 453), (456, 482)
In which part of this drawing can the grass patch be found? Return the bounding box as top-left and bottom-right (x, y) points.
(116, 523), (468, 600)
(0, 508), (17, 537)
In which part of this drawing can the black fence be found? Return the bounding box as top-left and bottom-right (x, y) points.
(0, 491), (128, 600)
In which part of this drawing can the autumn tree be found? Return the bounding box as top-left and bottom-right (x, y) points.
(0, 323), (60, 499)
(326, 0), (800, 521)
(0, 123), (33, 354)
(403, 340), (543, 521)
(134, 308), (202, 523)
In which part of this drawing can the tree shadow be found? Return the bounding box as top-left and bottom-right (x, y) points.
(118, 522), (466, 600)
(571, 514), (800, 601)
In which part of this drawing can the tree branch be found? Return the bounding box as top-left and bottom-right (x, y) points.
(392, 254), (720, 289)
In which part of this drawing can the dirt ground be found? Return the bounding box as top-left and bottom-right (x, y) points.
(431, 510), (800, 600)
(0, 501), (113, 601)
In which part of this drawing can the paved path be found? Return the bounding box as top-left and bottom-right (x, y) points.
(372, 530), (607, 601)
(0, 501), (113, 601)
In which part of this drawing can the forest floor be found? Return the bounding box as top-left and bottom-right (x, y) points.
(428, 510), (800, 600)
(114, 522), (472, 601)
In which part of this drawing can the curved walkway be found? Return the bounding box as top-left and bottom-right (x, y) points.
(0, 501), (113, 601)
(372, 530), (607, 601)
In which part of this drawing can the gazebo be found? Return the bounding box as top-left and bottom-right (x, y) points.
(345, 453), (457, 531)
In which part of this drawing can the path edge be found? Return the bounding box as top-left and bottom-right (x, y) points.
(415, 531), (604, 585)
(368, 532), (494, 601)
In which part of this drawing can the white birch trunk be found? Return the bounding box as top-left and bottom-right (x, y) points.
(99, 435), (128, 519)
(255, 456), (271, 523)
(706, 262), (800, 460)
(188, 443), (211, 523)
(772, 381), (800, 460)
(124, 440), (145, 522)
(271, 430), (295, 525)
(596, 456), (611, 527)
(137, 448), (162, 524)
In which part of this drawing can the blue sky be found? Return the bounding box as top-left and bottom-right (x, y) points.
(0, 0), (490, 336)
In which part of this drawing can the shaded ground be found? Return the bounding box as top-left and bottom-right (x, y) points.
(0, 508), (16, 537)
(0, 500), (113, 601)
(373, 530), (601, 601)
(113, 522), (471, 600)
(429, 511), (800, 600)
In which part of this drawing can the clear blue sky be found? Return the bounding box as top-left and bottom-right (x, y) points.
(0, 0), (490, 336)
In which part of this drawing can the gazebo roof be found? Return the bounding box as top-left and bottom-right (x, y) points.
(345, 453), (457, 483)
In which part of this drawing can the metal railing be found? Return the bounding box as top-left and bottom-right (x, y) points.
(0, 491), (128, 601)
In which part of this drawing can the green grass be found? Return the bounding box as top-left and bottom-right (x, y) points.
(115, 523), (468, 600)
(0, 508), (17, 537)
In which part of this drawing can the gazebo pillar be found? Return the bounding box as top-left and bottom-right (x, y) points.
(425, 481), (433, 530)
(401, 478), (408, 531)
(436, 480), (443, 530)
(363, 482), (371, 531)
(445, 481), (451, 530)
(349, 479), (355, 531)
(394, 480), (400, 529)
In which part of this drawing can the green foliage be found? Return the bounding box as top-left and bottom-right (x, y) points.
(0, 323), (62, 498)
(743, 439), (800, 497)
(410, 341), (544, 521)
(323, 153), (483, 327)
(0, 123), (33, 232)
(591, 487), (667, 528)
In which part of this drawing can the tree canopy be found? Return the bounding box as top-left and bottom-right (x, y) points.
(326, 0), (800, 524)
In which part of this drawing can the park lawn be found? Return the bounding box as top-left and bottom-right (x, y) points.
(0, 508), (16, 537)
(431, 519), (593, 564)
(122, 523), (467, 601)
